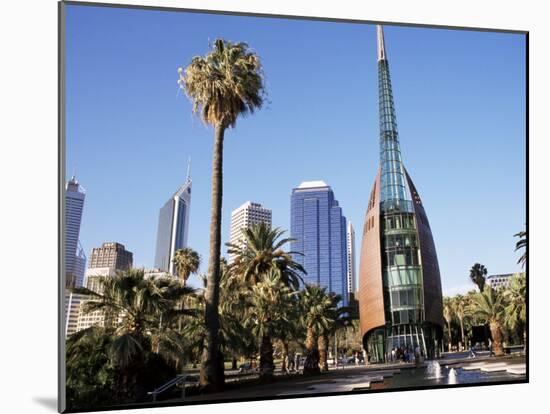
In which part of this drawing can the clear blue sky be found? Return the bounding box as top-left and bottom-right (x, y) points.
(65, 4), (526, 295)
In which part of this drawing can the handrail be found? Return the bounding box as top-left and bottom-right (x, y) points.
(148, 374), (199, 402)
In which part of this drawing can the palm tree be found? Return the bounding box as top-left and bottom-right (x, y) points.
(248, 270), (296, 380)
(503, 273), (527, 349)
(452, 295), (467, 350)
(71, 269), (196, 401)
(271, 287), (302, 374)
(173, 247), (201, 286)
(469, 263), (488, 292)
(227, 222), (305, 289)
(179, 38), (265, 391)
(443, 297), (454, 352)
(319, 300), (348, 371)
(227, 222), (305, 380)
(300, 284), (338, 374)
(471, 286), (506, 356)
(514, 230), (527, 268)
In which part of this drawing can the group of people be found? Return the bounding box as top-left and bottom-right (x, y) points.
(389, 345), (422, 364)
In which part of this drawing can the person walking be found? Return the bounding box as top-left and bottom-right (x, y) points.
(288, 352), (295, 371)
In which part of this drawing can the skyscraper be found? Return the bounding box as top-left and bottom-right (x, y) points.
(228, 201), (272, 263)
(89, 242), (133, 271)
(65, 176), (86, 287)
(291, 181), (348, 307)
(154, 164), (192, 274)
(346, 221), (356, 296)
(358, 26), (444, 362)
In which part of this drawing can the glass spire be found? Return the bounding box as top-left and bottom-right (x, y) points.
(377, 25), (412, 213)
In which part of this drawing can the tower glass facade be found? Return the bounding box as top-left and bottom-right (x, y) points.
(291, 181), (348, 307)
(360, 26), (443, 362)
(154, 176), (192, 274)
(65, 176), (86, 287)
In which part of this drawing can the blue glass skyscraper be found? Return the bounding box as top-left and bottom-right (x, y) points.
(291, 181), (348, 307)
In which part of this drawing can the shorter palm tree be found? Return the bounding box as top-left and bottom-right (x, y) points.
(173, 247), (201, 285)
(300, 284), (338, 374)
(514, 230), (527, 269)
(227, 222), (304, 288)
(443, 297), (454, 352)
(469, 263), (488, 292)
(71, 269), (196, 401)
(471, 286), (506, 356)
(503, 273), (526, 349)
(452, 295), (467, 350)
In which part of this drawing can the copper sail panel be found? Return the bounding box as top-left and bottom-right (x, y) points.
(358, 169), (385, 336)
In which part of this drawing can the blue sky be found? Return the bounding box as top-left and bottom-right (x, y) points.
(65, 5), (526, 295)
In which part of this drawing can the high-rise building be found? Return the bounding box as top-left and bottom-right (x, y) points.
(154, 165), (192, 274)
(228, 201), (272, 262)
(74, 242), (87, 288)
(291, 181), (348, 307)
(487, 273), (516, 290)
(67, 243), (133, 336)
(89, 242), (133, 271)
(65, 292), (85, 337)
(65, 176), (86, 287)
(358, 26), (444, 362)
(75, 267), (119, 332)
(346, 221), (357, 296)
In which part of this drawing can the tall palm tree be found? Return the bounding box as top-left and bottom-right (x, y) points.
(179, 38), (265, 391)
(469, 263), (488, 292)
(452, 295), (467, 350)
(471, 286), (506, 356)
(503, 273), (527, 349)
(173, 247), (201, 286)
(514, 230), (527, 269)
(443, 297), (454, 352)
(300, 284), (338, 374)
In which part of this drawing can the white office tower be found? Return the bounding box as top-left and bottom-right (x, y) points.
(229, 201), (272, 263)
(75, 267), (119, 333)
(154, 161), (192, 275)
(347, 221), (356, 295)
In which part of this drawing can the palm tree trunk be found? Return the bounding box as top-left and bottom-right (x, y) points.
(200, 124), (225, 391)
(304, 327), (320, 374)
(318, 334), (328, 372)
(447, 321), (452, 352)
(459, 318), (465, 351)
(489, 321), (504, 357)
(259, 334), (274, 380)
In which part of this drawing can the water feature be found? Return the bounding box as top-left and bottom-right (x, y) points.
(426, 360), (442, 379)
(369, 358), (525, 391)
(447, 368), (457, 385)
